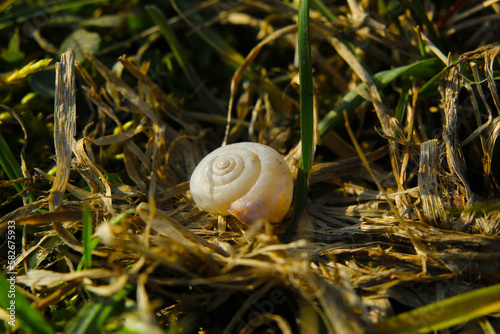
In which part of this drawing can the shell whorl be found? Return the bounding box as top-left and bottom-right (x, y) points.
(189, 142), (293, 225)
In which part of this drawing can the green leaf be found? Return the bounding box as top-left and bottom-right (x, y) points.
(0, 272), (55, 334)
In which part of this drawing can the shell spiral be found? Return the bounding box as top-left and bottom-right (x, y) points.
(189, 142), (293, 225)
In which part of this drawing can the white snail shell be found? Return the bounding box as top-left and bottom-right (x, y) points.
(189, 142), (293, 225)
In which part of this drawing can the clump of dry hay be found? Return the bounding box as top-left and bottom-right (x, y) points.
(2, 1), (500, 333)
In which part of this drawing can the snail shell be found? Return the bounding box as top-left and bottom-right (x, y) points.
(189, 142), (293, 225)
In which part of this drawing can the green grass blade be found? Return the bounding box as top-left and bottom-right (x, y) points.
(478, 317), (496, 334)
(318, 57), (444, 137)
(0, 272), (55, 334)
(145, 5), (197, 86)
(65, 284), (133, 334)
(145, 4), (225, 114)
(297, 1), (314, 175)
(282, 0), (313, 242)
(95, 283), (134, 328)
(394, 78), (411, 137)
(411, 0), (444, 52)
(418, 59), (458, 97)
(415, 26), (427, 59)
(0, 132), (24, 193)
(376, 283), (500, 333)
(77, 206), (95, 271)
(311, 0), (337, 22)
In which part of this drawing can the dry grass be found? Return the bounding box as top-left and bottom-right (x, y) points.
(1, 1), (500, 333)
